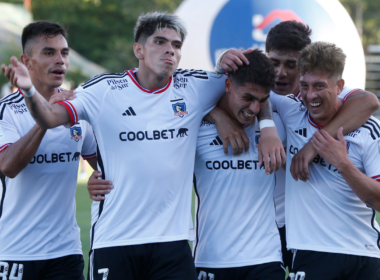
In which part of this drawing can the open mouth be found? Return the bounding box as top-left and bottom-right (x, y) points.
(309, 102), (322, 109)
(51, 69), (65, 76)
(243, 111), (255, 118)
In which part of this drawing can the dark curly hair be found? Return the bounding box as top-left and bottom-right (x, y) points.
(265, 21), (312, 53)
(228, 49), (275, 92)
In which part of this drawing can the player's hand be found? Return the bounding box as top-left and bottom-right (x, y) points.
(87, 170), (114, 201)
(290, 140), (317, 182)
(209, 108), (249, 155)
(311, 128), (348, 169)
(1, 56), (32, 91)
(49, 90), (76, 105)
(258, 127), (286, 174)
(219, 48), (253, 72)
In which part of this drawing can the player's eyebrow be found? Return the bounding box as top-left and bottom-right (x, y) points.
(243, 93), (269, 102)
(268, 57), (297, 64)
(41, 47), (70, 52)
(153, 36), (182, 44)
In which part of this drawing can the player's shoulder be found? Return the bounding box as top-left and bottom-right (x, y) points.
(359, 117), (380, 141)
(79, 71), (129, 90)
(0, 90), (25, 120)
(345, 117), (380, 143)
(174, 69), (225, 81)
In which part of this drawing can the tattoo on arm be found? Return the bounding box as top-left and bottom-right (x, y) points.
(258, 99), (273, 120)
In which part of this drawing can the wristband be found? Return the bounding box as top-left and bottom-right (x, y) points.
(23, 86), (35, 97)
(215, 49), (229, 74)
(259, 119), (275, 130)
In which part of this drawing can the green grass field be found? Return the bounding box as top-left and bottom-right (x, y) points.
(75, 181), (380, 279)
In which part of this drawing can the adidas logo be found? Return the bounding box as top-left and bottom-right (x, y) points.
(122, 107), (136, 116)
(295, 128), (307, 137)
(210, 136), (223, 145)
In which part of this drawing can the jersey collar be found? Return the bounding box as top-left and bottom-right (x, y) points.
(307, 112), (322, 130)
(126, 68), (172, 94)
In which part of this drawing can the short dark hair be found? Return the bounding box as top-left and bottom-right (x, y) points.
(22, 21), (67, 55)
(298, 42), (346, 79)
(134, 11), (187, 44)
(228, 49), (275, 92)
(265, 21), (312, 53)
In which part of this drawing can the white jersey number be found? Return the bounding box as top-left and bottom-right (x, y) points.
(198, 271), (215, 280)
(289, 271), (306, 280)
(98, 268), (109, 280)
(0, 262), (23, 280)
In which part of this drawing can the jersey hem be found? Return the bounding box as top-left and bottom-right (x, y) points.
(0, 249), (83, 261)
(288, 243), (380, 259)
(194, 256), (283, 268)
(92, 234), (194, 249)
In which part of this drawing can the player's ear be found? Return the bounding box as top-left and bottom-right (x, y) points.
(133, 42), (144, 60)
(225, 78), (233, 94)
(337, 78), (344, 94)
(20, 54), (32, 70)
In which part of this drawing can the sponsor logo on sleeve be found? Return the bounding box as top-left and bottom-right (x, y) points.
(70, 126), (82, 142)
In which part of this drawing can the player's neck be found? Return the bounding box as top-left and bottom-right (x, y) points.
(292, 85), (300, 96)
(218, 94), (238, 122)
(32, 80), (60, 102)
(135, 67), (170, 90)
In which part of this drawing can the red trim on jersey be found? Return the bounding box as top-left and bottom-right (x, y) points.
(372, 175), (380, 181)
(308, 113), (322, 130)
(126, 69), (172, 94)
(56, 101), (78, 127)
(0, 143), (12, 153)
(296, 91), (301, 99)
(82, 152), (97, 160)
(342, 88), (361, 103)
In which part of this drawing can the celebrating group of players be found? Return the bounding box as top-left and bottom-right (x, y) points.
(1, 10), (380, 280)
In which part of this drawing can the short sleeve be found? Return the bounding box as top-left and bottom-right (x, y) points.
(57, 83), (107, 127)
(362, 125), (380, 181)
(273, 112), (286, 147)
(80, 121), (97, 160)
(270, 91), (301, 121)
(0, 109), (21, 153)
(339, 86), (361, 103)
(192, 71), (227, 117)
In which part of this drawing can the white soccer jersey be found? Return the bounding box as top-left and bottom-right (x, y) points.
(0, 90), (96, 261)
(273, 86), (360, 228)
(193, 113), (286, 268)
(58, 69), (226, 250)
(270, 92), (380, 258)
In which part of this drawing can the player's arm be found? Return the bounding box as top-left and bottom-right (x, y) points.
(312, 128), (380, 212)
(0, 125), (46, 178)
(204, 107), (249, 155)
(87, 157), (98, 171)
(2, 56), (70, 129)
(291, 90), (380, 181)
(87, 170), (113, 201)
(257, 99), (286, 174)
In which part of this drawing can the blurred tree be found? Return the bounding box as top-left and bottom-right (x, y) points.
(340, 0), (380, 46)
(31, 0), (183, 72)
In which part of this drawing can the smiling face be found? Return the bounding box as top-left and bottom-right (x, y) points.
(223, 78), (270, 126)
(300, 71), (344, 126)
(134, 28), (182, 80)
(22, 34), (69, 90)
(267, 50), (300, 96)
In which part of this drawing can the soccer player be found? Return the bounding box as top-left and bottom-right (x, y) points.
(270, 41), (380, 279)
(194, 49), (286, 280)
(0, 21), (97, 280)
(219, 20), (379, 271)
(4, 12), (284, 280)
